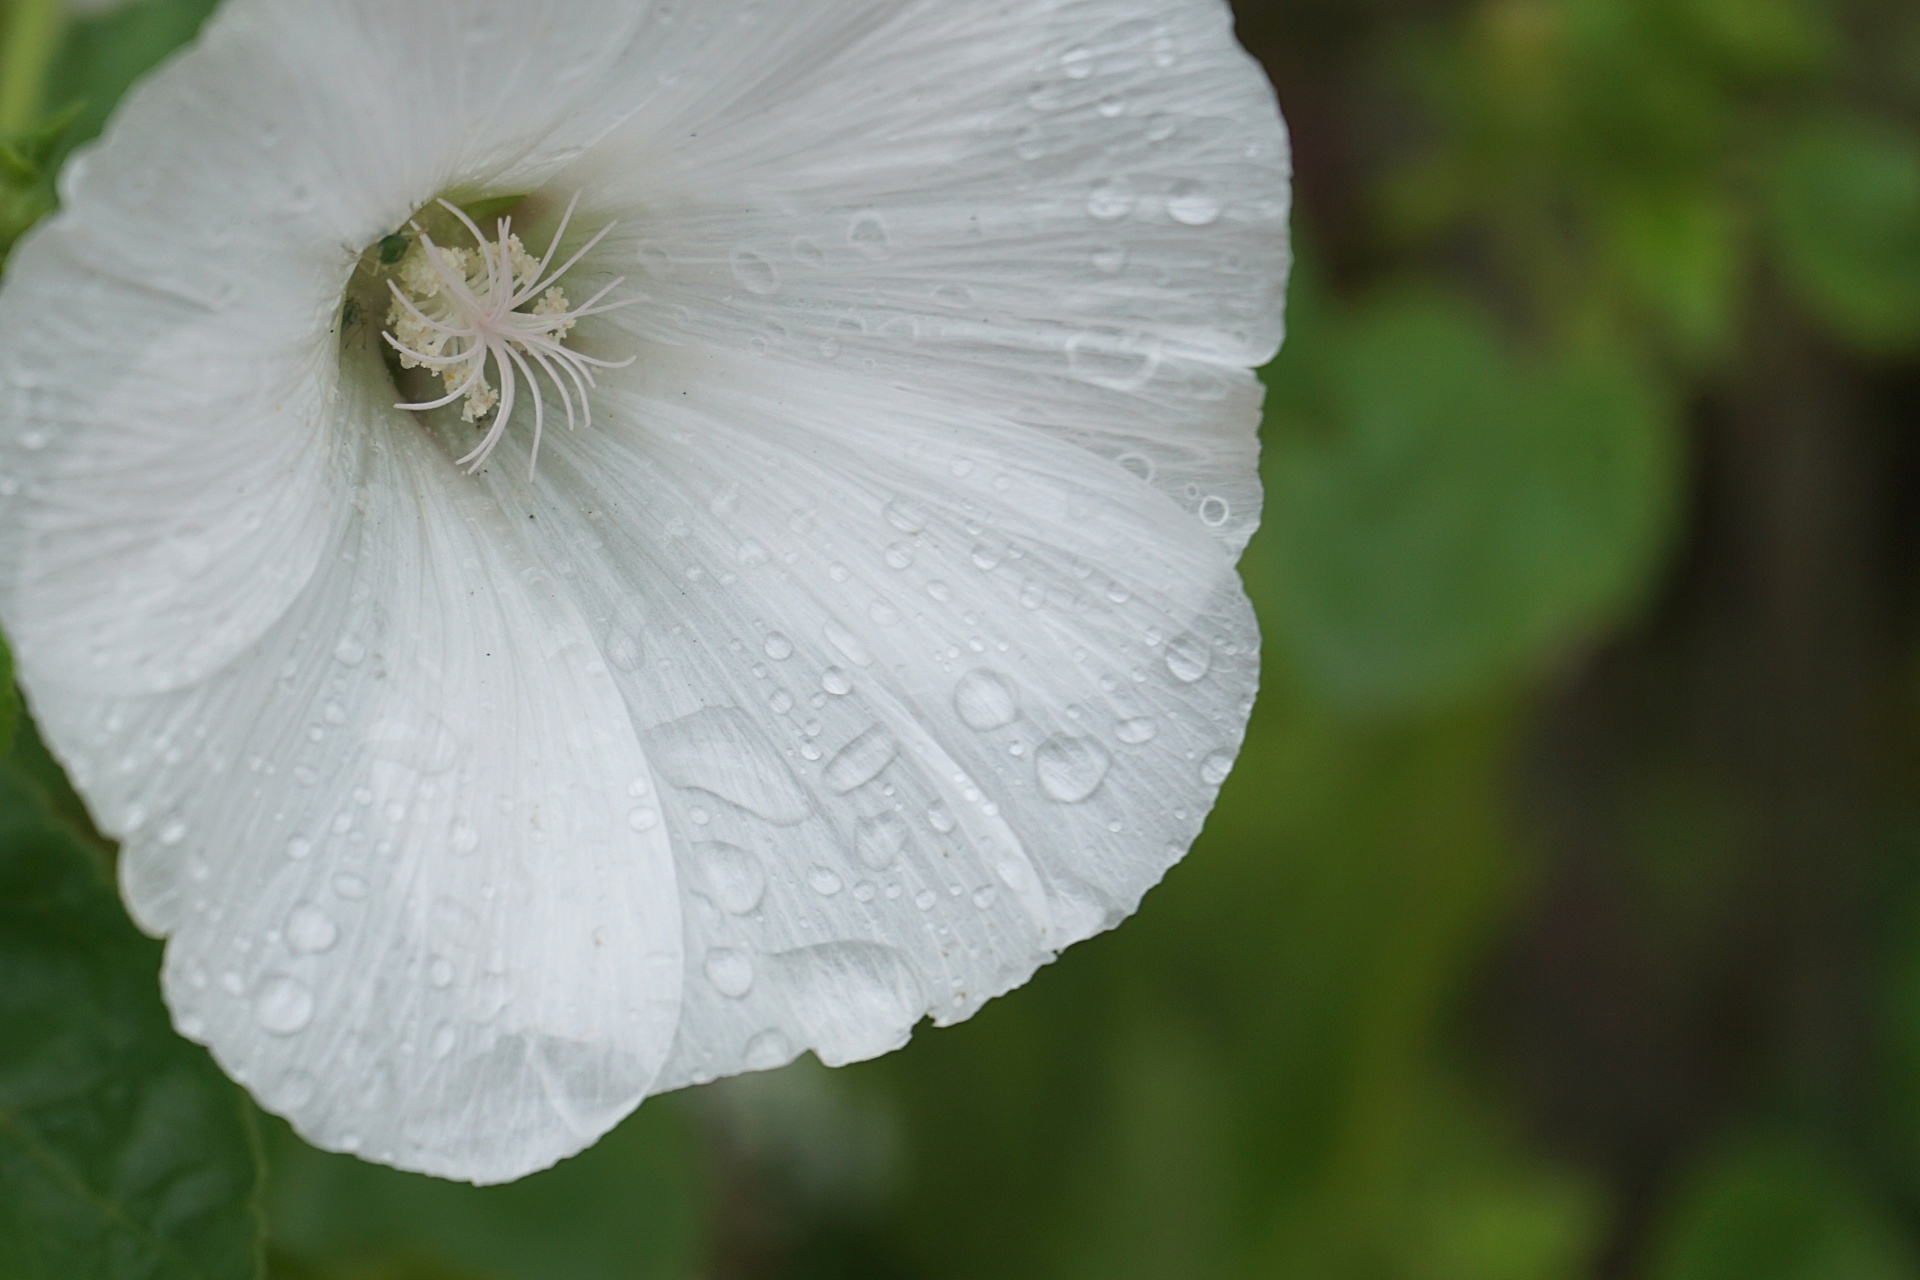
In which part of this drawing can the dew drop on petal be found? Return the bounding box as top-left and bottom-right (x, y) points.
(285, 904), (338, 955)
(254, 977), (315, 1035)
(824, 727), (897, 794)
(1088, 179), (1136, 221)
(451, 820), (479, 855)
(1165, 633), (1213, 684)
(744, 1028), (793, 1070)
(1115, 717), (1159, 745)
(808, 866), (844, 896)
(628, 806), (660, 832)
(856, 814), (908, 869)
(730, 249), (780, 295)
(1201, 751), (1235, 787)
(821, 668), (853, 696)
(763, 632), (794, 661)
(954, 670), (1018, 731)
(1035, 736), (1112, 804)
(697, 842), (766, 915)
(705, 947), (756, 999)
(1166, 181), (1222, 226)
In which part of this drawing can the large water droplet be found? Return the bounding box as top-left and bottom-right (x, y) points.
(1035, 736), (1112, 804)
(697, 843), (766, 915)
(1166, 181), (1222, 226)
(705, 947), (756, 999)
(849, 211), (891, 259)
(857, 813), (908, 869)
(824, 727), (897, 794)
(254, 977), (315, 1035)
(1164, 633), (1212, 684)
(285, 904), (338, 955)
(744, 1028), (794, 1070)
(730, 249), (781, 295)
(1200, 751), (1235, 787)
(954, 670), (1019, 731)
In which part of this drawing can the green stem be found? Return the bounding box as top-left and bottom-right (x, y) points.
(0, 0), (62, 138)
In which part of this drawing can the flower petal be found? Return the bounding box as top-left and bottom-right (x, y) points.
(572, 0), (1289, 550)
(499, 350), (1257, 1087)
(27, 370), (684, 1184)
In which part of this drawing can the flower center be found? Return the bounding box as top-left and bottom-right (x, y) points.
(360, 194), (635, 474)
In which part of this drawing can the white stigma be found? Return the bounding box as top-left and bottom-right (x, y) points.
(383, 194), (636, 474)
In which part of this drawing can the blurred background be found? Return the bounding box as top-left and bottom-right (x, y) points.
(7, 0), (1920, 1277)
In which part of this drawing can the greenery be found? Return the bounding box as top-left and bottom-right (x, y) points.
(2, 0), (1919, 1275)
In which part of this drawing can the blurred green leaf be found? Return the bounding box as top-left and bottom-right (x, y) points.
(1262, 291), (1680, 713)
(1768, 112), (1920, 353)
(0, 763), (264, 1280)
(1602, 183), (1744, 359)
(262, 1101), (709, 1280)
(1648, 1136), (1920, 1280)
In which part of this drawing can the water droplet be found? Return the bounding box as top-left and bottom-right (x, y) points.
(429, 958), (455, 988)
(808, 866), (845, 896)
(697, 843), (766, 914)
(705, 947), (756, 998)
(927, 803), (956, 834)
(157, 819), (187, 846)
(1098, 93), (1125, 117)
(954, 671), (1018, 731)
(1115, 717), (1159, 745)
(825, 621), (873, 668)
(1200, 752), (1235, 787)
(730, 249), (780, 295)
(1036, 736), (1112, 803)
(627, 806), (660, 831)
(1091, 244), (1127, 273)
(334, 637), (367, 666)
(857, 814), (908, 869)
(451, 820), (479, 855)
(1087, 178), (1136, 221)
(1062, 45), (1094, 77)
(824, 727), (897, 794)
(737, 538), (771, 567)
(254, 977), (315, 1035)
(431, 1023), (457, 1059)
(1165, 633), (1212, 684)
(1199, 496), (1231, 527)
(285, 835), (313, 861)
(605, 626), (643, 672)
(763, 632), (794, 661)
(769, 689), (794, 714)
(792, 237), (826, 268)
(285, 904), (338, 955)
(972, 886), (999, 909)
(885, 542), (916, 570)
(332, 873), (368, 900)
(1167, 181), (1222, 226)
(822, 668), (852, 696)
(915, 889), (938, 910)
(849, 211), (891, 259)
(647, 707), (814, 825)
(268, 1069), (317, 1111)
(745, 1028), (793, 1069)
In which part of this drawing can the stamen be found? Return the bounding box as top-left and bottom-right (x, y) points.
(382, 194), (639, 476)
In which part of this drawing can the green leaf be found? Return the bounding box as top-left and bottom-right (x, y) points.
(0, 763), (264, 1280)
(262, 1100), (709, 1280)
(1262, 290), (1680, 713)
(1768, 112), (1920, 353)
(1648, 1136), (1920, 1280)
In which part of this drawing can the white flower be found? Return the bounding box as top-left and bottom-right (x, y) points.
(0, 0), (1290, 1183)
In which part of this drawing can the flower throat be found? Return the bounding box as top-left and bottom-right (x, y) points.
(342, 193), (635, 475)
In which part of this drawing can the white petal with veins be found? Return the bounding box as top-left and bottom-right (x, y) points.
(0, 0), (1289, 1182)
